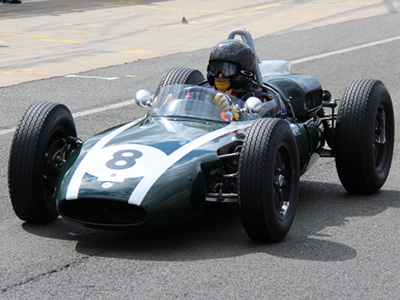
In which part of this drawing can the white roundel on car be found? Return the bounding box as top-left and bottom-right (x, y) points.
(84, 144), (168, 183)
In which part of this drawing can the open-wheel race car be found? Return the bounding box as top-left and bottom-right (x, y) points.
(8, 29), (395, 242)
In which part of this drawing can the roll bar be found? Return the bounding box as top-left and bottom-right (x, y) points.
(227, 28), (263, 86)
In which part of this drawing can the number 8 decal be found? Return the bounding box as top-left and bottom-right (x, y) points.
(106, 150), (143, 170)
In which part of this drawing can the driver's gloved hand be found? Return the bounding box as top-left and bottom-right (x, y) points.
(213, 93), (232, 111)
(165, 93), (173, 103)
(213, 93), (238, 115)
(214, 93), (240, 121)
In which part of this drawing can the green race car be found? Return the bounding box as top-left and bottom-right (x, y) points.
(8, 29), (395, 242)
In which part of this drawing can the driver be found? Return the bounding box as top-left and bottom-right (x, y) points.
(207, 39), (269, 109)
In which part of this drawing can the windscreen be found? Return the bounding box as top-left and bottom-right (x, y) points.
(150, 84), (245, 122)
(150, 84), (280, 122)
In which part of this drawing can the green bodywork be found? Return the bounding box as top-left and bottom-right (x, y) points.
(57, 118), (248, 229)
(56, 76), (325, 230)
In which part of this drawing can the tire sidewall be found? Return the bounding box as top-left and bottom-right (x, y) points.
(363, 84), (394, 183)
(8, 102), (76, 222)
(34, 107), (77, 212)
(239, 118), (300, 242)
(335, 79), (394, 194)
(261, 125), (299, 229)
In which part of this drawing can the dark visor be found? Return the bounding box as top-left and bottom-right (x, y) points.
(208, 61), (239, 77)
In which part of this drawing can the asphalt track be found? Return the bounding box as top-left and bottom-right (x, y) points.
(1, 0), (399, 86)
(1, 1), (400, 299)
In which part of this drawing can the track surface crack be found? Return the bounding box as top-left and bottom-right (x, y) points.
(1, 255), (91, 293)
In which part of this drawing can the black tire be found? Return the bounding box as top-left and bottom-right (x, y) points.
(8, 102), (77, 223)
(155, 67), (206, 94)
(239, 118), (300, 242)
(335, 79), (395, 195)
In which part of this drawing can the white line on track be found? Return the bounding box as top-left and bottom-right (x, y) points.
(0, 100), (135, 137)
(65, 75), (119, 80)
(2, 34), (400, 137)
(72, 99), (134, 118)
(0, 0), (47, 3)
(291, 35), (400, 64)
(0, 127), (16, 136)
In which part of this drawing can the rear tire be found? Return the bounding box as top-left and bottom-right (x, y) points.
(8, 102), (77, 223)
(335, 79), (395, 194)
(239, 118), (300, 242)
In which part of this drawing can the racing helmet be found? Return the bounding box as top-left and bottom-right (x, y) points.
(207, 39), (257, 90)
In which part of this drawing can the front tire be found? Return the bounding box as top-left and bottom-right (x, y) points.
(155, 67), (206, 94)
(335, 79), (395, 194)
(8, 102), (77, 223)
(239, 118), (300, 242)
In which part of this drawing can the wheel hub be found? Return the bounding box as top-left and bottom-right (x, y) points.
(274, 151), (291, 219)
(275, 174), (285, 188)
